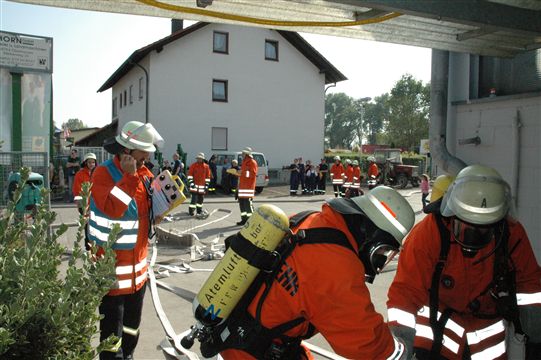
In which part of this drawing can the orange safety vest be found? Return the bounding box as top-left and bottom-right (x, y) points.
(72, 167), (93, 198)
(351, 166), (361, 189)
(330, 163), (345, 185)
(368, 163), (379, 178)
(238, 156), (258, 198)
(188, 162), (211, 194)
(221, 204), (401, 360)
(92, 156), (152, 296)
(387, 214), (541, 359)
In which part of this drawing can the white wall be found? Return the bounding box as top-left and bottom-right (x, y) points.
(144, 24), (325, 168)
(452, 94), (541, 261)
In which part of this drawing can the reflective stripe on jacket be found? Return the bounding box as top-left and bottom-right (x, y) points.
(330, 163), (345, 185)
(387, 214), (541, 359)
(238, 157), (257, 198)
(351, 167), (361, 189)
(72, 167), (93, 198)
(188, 162), (211, 194)
(368, 163), (379, 178)
(90, 156), (152, 296)
(344, 165), (354, 188)
(222, 204), (402, 360)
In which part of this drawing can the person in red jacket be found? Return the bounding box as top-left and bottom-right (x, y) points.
(343, 159), (353, 197)
(187, 152), (211, 217)
(330, 156), (345, 198)
(220, 186), (415, 359)
(349, 159), (362, 197)
(367, 156), (379, 190)
(387, 164), (541, 360)
(236, 147), (258, 225)
(89, 121), (164, 360)
(72, 152), (97, 250)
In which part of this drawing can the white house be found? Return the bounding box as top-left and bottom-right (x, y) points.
(98, 21), (346, 169)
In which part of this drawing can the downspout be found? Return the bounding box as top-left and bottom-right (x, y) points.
(511, 110), (522, 208)
(130, 60), (149, 123)
(429, 49), (467, 176)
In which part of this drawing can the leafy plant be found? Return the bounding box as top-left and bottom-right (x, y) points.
(0, 167), (119, 359)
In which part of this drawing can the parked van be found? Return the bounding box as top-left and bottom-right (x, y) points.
(213, 151), (269, 194)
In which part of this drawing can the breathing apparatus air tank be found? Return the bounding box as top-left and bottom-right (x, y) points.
(181, 204), (289, 349)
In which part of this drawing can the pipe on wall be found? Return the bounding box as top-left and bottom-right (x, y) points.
(429, 49), (467, 176)
(511, 110), (522, 208)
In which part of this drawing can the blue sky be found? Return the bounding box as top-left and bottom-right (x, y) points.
(1, 0), (431, 128)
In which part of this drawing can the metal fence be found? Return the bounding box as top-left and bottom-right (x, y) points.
(0, 152), (49, 206)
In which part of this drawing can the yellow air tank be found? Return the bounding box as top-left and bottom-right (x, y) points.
(192, 204), (289, 326)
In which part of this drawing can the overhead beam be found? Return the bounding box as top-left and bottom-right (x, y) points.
(456, 28), (498, 41)
(333, 0), (541, 34)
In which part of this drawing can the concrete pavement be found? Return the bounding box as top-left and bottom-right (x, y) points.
(53, 184), (426, 360)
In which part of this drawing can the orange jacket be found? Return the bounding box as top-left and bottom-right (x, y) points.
(387, 214), (541, 359)
(188, 162), (211, 194)
(368, 163), (379, 178)
(330, 163), (345, 185)
(344, 165), (354, 187)
(72, 167), (93, 198)
(92, 156), (153, 296)
(238, 156), (258, 198)
(351, 166), (361, 189)
(221, 204), (400, 360)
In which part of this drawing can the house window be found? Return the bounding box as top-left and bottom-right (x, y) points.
(124, 90), (127, 106)
(129, 85), (133, 104)
(119, 93), (123, 109)
(212, 127), (228, 150)
(265, 40), (278, 61)
(139, 77), (144, 99)
(112, 97), (118, 117)
(212, 80), (228, 102)
(213, 31), (229, 54)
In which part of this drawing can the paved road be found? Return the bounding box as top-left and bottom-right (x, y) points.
(53, 184), (426, 360)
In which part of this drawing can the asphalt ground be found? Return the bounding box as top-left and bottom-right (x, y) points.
(53, 184), (427, 360)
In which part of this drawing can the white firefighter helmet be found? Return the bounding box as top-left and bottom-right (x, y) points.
(345, 159), (352, 165)
(367, 156), (376, 162)
(352, 186), (415, 243)
(116, 121), (164, 152)
(196, 152), (205, 160)
(430, 174), (455, 202)
(352, 160), (359, 166)
(441, 164), (510, 225)
(84, 152), (97, 161)
(333, 156), (341, 161)
(242, 147), (253, 157)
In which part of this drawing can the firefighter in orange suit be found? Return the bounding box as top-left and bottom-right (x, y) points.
(89, 121), (164, 360)
(367, 156), (379, 190)
(221, 186), (415, 359)
(387, 165), (541, 360)
(330, 155), (345, 198)
(343, 159), (353, 197)
(187, 152), (211, 216)
(236, 147), (258, 225)
(349, 159), (362, 197)
(73, 152), (97, 250)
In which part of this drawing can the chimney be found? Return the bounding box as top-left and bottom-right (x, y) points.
(171, 19), (184, 33)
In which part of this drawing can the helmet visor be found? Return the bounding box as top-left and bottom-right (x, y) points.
(452, 218), (495, 252)
(369, 243), (399, 274)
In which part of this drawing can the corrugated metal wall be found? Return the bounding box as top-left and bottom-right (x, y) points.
(479, 49), (541, 97)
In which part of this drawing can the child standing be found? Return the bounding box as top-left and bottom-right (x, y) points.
(421, 174), (430, 209)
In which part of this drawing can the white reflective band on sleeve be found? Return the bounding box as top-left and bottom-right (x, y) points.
(205, 178), (210, 182)
(238, 189), (255, 196)
(417, 306), (465, 337)
(388, 308), (416, 328)
(245, 171), (250, 177)
(187, 176), (193, 180)
(116, 265), (133, 275)
(134, 259), (148, 273)
(366, 193), (408, 236)
(516, 292), (541, 305)
(116, 279), (132, 289)
(470, 339), (506, 360)
(415, 324), (459, 354)
(90, 211), (138, 229)
(466, 320), (505, 345)
(135, 272), (147, 285)
(88, 226), (110, 242)
(386, 336), (405, 360)
(111, 186), (132, 206)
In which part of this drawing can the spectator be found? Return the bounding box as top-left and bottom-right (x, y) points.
(316, 158), (328, 195)
(298, 157), (306, 194)
(286, 158), (299, 196)
(172, 152), (183, 176)
(66, 148), (81, 202)
(305, 160), (316, 194)
(420, 174), (430, 209)
(208, 155), (217, 194)
(161, 159), (173, 173)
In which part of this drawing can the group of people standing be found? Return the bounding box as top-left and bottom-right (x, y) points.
(286, 157), (328, 196)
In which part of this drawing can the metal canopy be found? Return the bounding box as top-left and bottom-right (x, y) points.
(10, 0), (541, 57)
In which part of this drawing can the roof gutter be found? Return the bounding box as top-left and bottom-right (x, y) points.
(429, 49), (467, 176)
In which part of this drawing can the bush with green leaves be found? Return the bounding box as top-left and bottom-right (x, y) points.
(0, 167), (120, 359)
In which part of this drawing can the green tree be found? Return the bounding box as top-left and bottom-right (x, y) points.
(0, 170), (118, 359)
(362, 94), (390, 145)
(385, 74), (430, 151)
(62, 118), (87, 130)
(324, 93), (358, 149)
